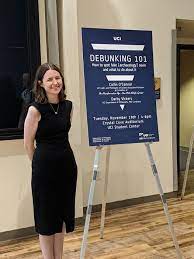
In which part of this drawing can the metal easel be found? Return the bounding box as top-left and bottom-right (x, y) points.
(80, 143), (183, 259)
(80, 146), (101, 259)
(145, 143), (182, 259)
(100, 145), (110, 239)
(181, 125), (194, 200)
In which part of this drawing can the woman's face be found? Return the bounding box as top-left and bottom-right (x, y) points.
(41, 69), (63, 96)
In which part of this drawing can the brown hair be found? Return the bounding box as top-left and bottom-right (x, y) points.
(33, 63), (66, 103)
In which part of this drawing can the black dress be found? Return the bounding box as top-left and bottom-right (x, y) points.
(30, 100), (77, 235)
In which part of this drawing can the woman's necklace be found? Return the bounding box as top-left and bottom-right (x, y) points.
(49, 103), (59, 115)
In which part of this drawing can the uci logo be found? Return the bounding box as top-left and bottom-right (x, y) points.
(113, 36), (122, 41)
(139, 133), (149, 138)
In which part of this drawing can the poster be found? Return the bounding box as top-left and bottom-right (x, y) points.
(82, 28), (159, 146)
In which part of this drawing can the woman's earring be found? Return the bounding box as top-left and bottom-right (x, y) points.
(38, 80), (43, 87)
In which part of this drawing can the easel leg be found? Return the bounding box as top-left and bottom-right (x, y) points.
(181, 131), (194, 199)
(80, 147), (101, 259)
(100, 145), (111, 239)
(145, 143), (182, 259)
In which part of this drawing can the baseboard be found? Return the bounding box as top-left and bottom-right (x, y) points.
(0, 217), (84, 243)
(0, 226), (36, 242)
(83, 191), (177, 213)
(0, 191), (177, 242)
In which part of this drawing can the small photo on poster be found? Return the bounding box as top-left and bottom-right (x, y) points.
(154, 77), (161, 99)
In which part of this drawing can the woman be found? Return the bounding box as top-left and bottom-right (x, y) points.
(24, 63), (77, 259)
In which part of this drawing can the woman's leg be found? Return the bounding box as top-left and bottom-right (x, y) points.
(39, 234), (54, 259)
(53, 226), (65, 259)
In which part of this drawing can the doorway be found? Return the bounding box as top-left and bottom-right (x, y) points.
(177, 44), (194, 194)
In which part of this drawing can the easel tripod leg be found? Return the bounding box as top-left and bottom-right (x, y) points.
(181, 131), (194, 199)
(145, 143), (182, 259)
(100, 145), (111, 239)
(80, 148), (101, 259)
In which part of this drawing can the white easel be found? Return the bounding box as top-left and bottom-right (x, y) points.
(80, 143), (183, 259)
(181, 125), (194, 200)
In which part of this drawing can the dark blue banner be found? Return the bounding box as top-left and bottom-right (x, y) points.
(82, 28), (159, 146)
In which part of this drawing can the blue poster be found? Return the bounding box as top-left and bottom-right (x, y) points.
(82, 28), (159, 146)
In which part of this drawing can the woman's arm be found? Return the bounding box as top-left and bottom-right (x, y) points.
(70, 103), (73, 123)
(24, 106), (40, 161)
